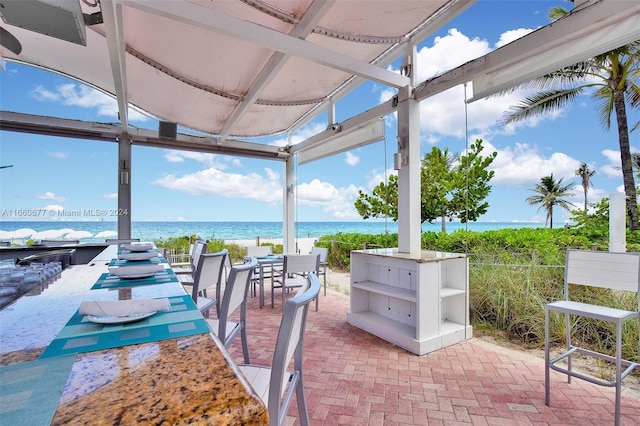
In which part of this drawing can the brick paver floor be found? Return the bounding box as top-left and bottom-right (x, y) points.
(222, 285), (640, 425)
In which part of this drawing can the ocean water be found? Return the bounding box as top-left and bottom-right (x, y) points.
(0, 221), (544, 243)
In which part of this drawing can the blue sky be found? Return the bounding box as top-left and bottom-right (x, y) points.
(1, 1), (638, 225)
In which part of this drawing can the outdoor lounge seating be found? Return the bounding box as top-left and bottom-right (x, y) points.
(310, 246), (328, 295)
(206, 257), (257, 364)
(239, 273), (320, 426)
(545, 248), (640, 426)
(190, 249), (228, 318)
(176, 239), (207, 287)
(272, 253), (319, 310)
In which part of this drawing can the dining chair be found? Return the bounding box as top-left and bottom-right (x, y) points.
(191, 249), (228, 318)
(176, 239), (208, 287)
(239, 273), (320, 426)
(545, 248), (640, 426)
(271, 253), (320, 310)
(245, 245), (273, 298)
(206, 256), (257, 364)
(310, 246), (328, 295)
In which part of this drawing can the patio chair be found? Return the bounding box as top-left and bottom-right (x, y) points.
(271, 253), (319, 310)
(239, 273), (320, 426)
(176, 239), (207, 287)
(191, 249), (228, 318)
(206, 256), (257, 364)
(544, 248), (640, 426)
(246, 245), (273, 298)
(310, 246), (328, 295)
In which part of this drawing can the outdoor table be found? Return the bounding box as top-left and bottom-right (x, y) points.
(0, 245), (268, 424)
(248, 254), (284, 308)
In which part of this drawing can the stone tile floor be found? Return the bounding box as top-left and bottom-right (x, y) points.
(224, 278), (640, 425)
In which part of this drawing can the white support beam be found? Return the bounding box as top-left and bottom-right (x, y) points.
(283, 149), (296, 254)
(218, 0), (333, 142)
(100, 0), (130, 131)
(0, 111), (289, 161)
(121, 0), (409, 89)
(297, 119), (384, 165)
(117, 135), (132, 239)
(414, 0), (640, 103)
(396, 47), (421, 254)
(468, 0), (640, 101)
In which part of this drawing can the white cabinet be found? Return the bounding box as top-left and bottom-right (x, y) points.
(346, 248), (472, 355)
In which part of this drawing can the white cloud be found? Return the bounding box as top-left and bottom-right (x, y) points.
(296, 179), (362, 219)
(345, 152), (359, 166)
(600, 149), (621, 178)
(48, 152), (68, 159)
(484, 139), (581, 186)
(380, 27), (568, 141)
(103, 193), (118, 199)
(36, 192), (65, 202)
(495, 28), (536, 48)
(31, 83), (149, 122)
(163, 150), (231, 169)
(153, 167), (282, 203)
(44, 204), (65, 213)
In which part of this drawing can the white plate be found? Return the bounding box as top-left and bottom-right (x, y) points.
(86, 311), (156, 324)
(117, 272), (157, 280)
(118, 252), (157, 261)
(122, 244), (153, 252)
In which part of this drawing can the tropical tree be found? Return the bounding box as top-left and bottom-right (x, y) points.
(354, 139), (497, 233)
(526, 174), (576, 228)
(499, 3), (640, 230)
(575, 162), (596, 212)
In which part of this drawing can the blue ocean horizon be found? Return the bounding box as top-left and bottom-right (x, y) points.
(0, 220), (545, 243)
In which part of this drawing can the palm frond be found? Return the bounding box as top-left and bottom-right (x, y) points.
(499, 88), (583, 125)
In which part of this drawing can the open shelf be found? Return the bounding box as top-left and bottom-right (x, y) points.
(352, 281), (416, 302)
(348, 250), (471, 355)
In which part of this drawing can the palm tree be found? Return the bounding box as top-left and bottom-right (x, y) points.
(500, 5), (640, 230)
(526, 174), (576, 229)
(575, 162), (596, 211)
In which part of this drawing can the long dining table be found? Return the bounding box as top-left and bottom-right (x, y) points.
(0, 244), (268, 425)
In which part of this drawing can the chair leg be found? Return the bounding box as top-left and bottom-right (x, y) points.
(296, 372), (310, 426)
(565, 312), (572, 384)
(614, 320), (622, 426)
(241, 323), (250, 365)
(545, 306), (551, 406)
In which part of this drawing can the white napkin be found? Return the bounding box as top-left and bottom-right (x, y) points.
(79, 298), (170, 316)
(108, 263), (163, 277)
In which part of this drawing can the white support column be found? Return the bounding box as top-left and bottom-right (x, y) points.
(396, 47), (421, 254)
(283, 146), (295, 253)
(117, 134), (132, 239)
(609, 192), (626, 252)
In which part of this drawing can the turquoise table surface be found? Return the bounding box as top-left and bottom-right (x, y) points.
(39, 294), (209, 359)
(0, 355), (76, 425)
